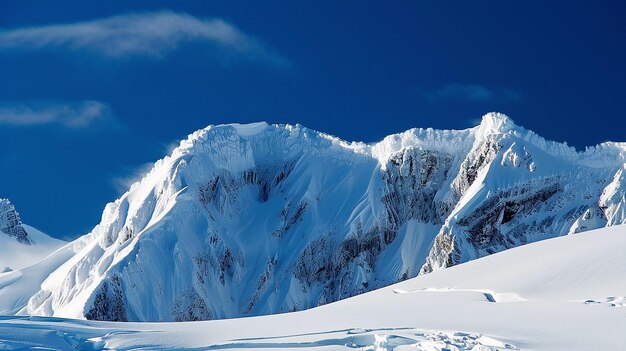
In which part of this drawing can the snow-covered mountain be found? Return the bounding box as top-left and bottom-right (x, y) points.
(0, 199), (66, 271)
(3, 113), (625, 322)
(2, 224), (625, 351)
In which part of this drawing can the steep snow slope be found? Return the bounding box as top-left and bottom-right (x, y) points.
(3, 113), (626, 322)
(0, 199), (65, 271)
(1, 225), (625, 351)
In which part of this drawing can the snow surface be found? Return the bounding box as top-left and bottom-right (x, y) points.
(0, 240), (76, 315)
(0, 225), (66, 271)
(1, 224), (625, 350)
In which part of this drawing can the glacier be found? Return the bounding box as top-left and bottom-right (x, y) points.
(1, 112), (625, 322)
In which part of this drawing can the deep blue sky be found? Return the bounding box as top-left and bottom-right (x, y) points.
(1, 1), (625, 239)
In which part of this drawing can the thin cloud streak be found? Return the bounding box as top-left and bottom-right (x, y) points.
(426, 83), (521, 103)
(0, 101), (118, 129)
(0, 11), (288, 66)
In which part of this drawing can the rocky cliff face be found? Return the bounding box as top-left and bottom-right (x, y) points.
(420, 128), (625, 273)
(0, 198), (32, 245)
(18, 114), (626, 322)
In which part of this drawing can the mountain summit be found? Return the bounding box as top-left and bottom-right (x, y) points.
(4, 113), (626, 321)
(0, 199), (32, 245)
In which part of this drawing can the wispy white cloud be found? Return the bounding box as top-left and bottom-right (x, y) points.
(0, 11), (287, 66)
(0, 100), (118, 129)
(425, 83), (521, 103)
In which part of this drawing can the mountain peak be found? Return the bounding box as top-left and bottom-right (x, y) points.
(0, 198), (31, 245)
(477, 112), (519, 135)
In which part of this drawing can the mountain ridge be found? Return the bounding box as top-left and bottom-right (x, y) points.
(2, 112), (625, 322)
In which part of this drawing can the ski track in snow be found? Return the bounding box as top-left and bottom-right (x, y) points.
(0, 318), (517, 351)
(190, 329), (518, 351)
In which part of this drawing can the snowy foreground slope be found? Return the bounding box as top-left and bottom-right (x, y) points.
(0, 199), (65, 271)
(2, 113), (626, 322)
(1, 225), (625, 350)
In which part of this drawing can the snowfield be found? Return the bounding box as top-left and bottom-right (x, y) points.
(0, 224), (65, 272)
(1, 224), (625, 350)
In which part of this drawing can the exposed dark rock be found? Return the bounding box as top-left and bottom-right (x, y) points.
(451, 140), (502, 201)
(246, 257), (278, 313)
(292, 148), (460, 304)
(273, 201), (309, 237)
(85, 275), (128, 322)
(0, 199), (32, 245)
(0, 266), (12, 273)
(382, 148), (454, 225)
(171, 289), (211, 321)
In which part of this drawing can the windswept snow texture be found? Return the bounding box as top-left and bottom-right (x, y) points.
(3, 113), (626, 322)
(1, 225), (626, 350)
(0, 199), (66, 271)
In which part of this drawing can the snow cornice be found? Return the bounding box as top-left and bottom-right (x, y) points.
(119, 113), (626, 203)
